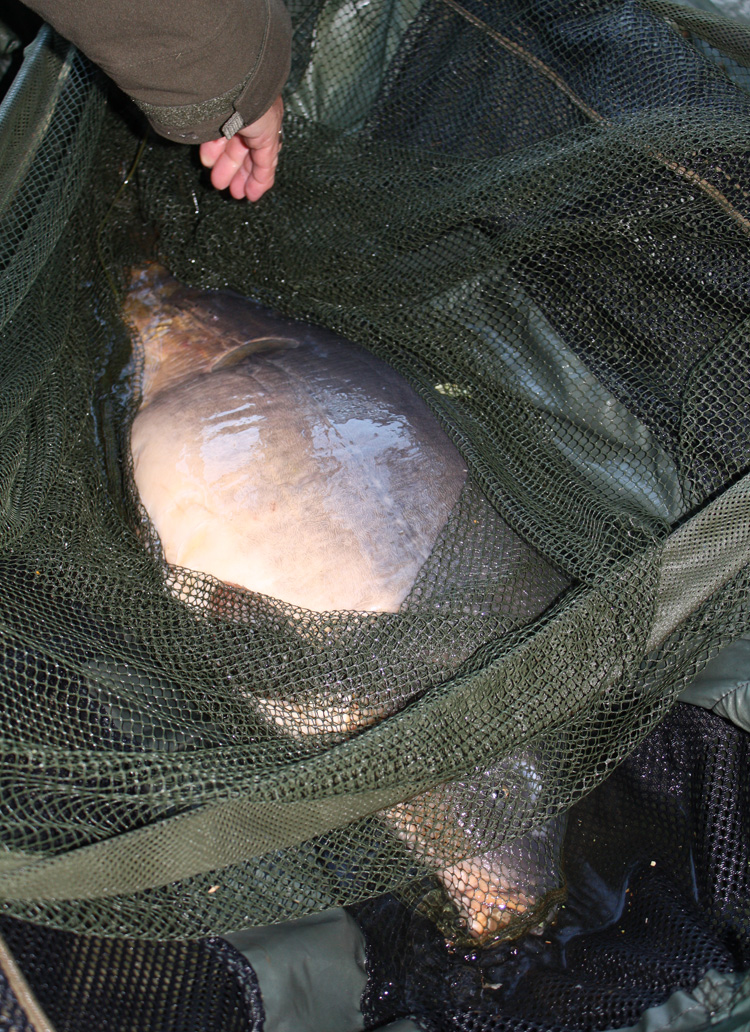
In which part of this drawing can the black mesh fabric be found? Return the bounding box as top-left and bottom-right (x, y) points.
(0, 704), (745, 1032)
(355, 704), (750, 1031)
(0, 1), (749, 1026)
(0, 920), (264, 1032)
(0, 968), (36, 1032)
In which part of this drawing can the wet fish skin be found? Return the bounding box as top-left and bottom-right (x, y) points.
(126, 264), (558, 944)
(128, 264), (467, 613)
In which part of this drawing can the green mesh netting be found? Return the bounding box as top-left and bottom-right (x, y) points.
(0, 0), (748, 965)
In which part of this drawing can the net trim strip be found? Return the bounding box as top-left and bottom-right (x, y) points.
(0, 469), (745, 902)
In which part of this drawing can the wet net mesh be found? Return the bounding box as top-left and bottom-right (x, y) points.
(355, 702), (750, 1031)
(0, 702), (745, 1032)
(0, 0), (750, 1024)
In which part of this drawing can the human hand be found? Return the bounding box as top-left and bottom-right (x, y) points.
(199, 95), (284, 202)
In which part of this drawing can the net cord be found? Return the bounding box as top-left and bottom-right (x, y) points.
(0, 469), (745, 905)
(0, 932), (57, 1032)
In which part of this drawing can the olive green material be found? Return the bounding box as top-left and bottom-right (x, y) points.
(284, 0), (425, 127)
(640, 0), (750, 64)
(226, 909), (367, 1032)
(613, 970), (750, 1032)
(0, 24), (105, 324)
(0, 3), (748, 1008)
(679, 635), (750, 732)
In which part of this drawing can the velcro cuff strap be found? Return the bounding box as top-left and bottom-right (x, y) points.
(222, 111), (245, 139)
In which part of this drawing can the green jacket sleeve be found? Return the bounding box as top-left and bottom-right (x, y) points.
(21, 0), (292, 143)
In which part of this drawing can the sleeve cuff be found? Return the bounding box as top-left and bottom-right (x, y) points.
(134, 0), (291, 144)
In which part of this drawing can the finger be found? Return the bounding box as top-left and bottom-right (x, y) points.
(220, 133), (279, 202)
(229, 167), (251, 200)
(209, 135), (252, 191)
(244, 152), (279, 202)
(225, 150), (255, 200)
(198, 138), (227, 169)
(241, 129), (281, 201)
(249, 137), (279, 175)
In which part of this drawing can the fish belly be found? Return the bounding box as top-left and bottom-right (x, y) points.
(127, 266), (557, 944)
(130, 318), (467, 613)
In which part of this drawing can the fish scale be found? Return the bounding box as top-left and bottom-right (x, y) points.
(125, 262), (562, 943)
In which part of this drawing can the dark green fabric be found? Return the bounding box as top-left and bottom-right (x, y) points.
(0, 0), (748, 991)
(613, 971), (750, 1032)
(679, 635), (750, 732)
(227, 909), (367, 1032)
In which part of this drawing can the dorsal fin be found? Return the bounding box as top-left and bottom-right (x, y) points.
(210, 337), (299, 370)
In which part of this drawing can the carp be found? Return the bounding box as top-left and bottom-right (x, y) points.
(125, 263), (561, 943)
(127, 265), (467, 614)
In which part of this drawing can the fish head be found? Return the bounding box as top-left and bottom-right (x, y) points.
(125, 263), (302, 407)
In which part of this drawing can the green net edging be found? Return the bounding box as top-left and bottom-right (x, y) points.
(0, 26), (106, 330)
(0, 0), (747, 944)
(0, 472), (746, 924)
